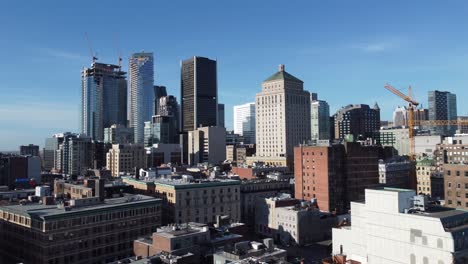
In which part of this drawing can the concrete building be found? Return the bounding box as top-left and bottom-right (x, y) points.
(233, 102), (256, 144)
(106, 144), (146, 177)
(124, 177), (240, 225)
(332, 188), (468, 264)
(436, 135), (468, 166)
(188, 126), (226, 165)
(444, 164), (468, 209)
(213, 239), (287, 264)
(43, 132), (74, 172)
(294, 142), (382, 213)
(428, 90), (457, 136)
(231, 165), (289, 180)
(414, 135), (443, 157)
(392, 106), (408, 127)
(240, 179), (291, 228)
(311, 94), (330, 141)
(146, 143), (181, 167)
(81, 62), (127, 141)
(256, 195), (336, 246)
(255, 64), (311, 167)
(378, 128), (410, 156)
(104, 124), (134, 144)
(378, 157), (414, 189)
(0, 194), (162, 264)
(416, 158), (444, 199)
(19, 144), (39, 156)
(54, 133), (94, 176)
(129, 52), (155, 144)
(333, 104), (380, 140)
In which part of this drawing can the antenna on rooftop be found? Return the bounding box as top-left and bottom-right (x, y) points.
(115, 33), (122, 68)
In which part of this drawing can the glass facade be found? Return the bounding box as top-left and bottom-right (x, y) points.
(428, 90), (457, 136)
(129, 53), (154, 144)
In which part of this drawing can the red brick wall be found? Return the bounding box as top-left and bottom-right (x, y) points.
(231, 167), (255, 179)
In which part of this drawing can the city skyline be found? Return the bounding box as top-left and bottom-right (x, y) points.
(2, 1), (468, 150)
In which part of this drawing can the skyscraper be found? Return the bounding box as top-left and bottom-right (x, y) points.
(129, 52), (155, 144)
(217, 103), (225, 128)
(153, 85), (167, 115)
(81, 62), (127, 141)
(233, 102), (256, 144)
(393, 106), (408, 127)
(333, 103), (380, 140)
(180, 56), (218, 132)
(255, 64), (310, 167)
(310, 94), (330, 140)
(428, 90), (457, 135)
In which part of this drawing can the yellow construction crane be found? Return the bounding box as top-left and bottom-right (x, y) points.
(384, 84), (468, 160)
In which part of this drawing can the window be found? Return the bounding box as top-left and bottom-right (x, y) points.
(423, 257), (428, 264)
(437, 239), (443, 248)
(447, 170), (451, 176)
(456, 171), (460, 176)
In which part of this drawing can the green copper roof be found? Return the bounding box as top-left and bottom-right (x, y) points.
(417, 158), (434, 166)
(264, 69), (303, 83)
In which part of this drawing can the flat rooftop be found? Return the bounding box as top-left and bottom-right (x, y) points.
(125, 176), (240, 189)
(0, 194), (160, 220)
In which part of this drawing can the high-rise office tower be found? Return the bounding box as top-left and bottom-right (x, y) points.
(428, 90), (457, 135)
(393, 106), (408, 127)
(333, 104), (380, 140)
(129, 52), (155, 144)
(20, 144), (40, 156)
(311, 94), (330, 141)
(81, 62), (127, 141)
(255, 64), (310, 167)
(180, 56), (218, 132)
(217, 103), (225, 128)
(154, 85), (167, 115)
(233, 102), (256, 144)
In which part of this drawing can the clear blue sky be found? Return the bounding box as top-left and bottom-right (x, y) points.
(1, 1), (468, 150)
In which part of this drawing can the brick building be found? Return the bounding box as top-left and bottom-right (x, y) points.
(444, 164), (468, 209)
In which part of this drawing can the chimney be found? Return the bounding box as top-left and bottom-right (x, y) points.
(279, 64), (285, 72)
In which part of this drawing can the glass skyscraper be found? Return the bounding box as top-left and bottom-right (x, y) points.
(81, 62), (127, 141)
(129, 52), (154, 144)
(311, 94), (330, 140)
(428, 90), (457, 135)
(233, 102), (256, 144)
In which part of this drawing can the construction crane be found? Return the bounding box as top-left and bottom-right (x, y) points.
(384, 84), (419, 160)
(84, 32), (98, 63)
(384, 84), (468, 160)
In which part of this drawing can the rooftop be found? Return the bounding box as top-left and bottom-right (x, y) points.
(263, 65), (303, 83)
(0, 194), (159, 220)
(125, 176), (240, 189)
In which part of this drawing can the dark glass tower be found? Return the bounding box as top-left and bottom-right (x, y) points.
(180, 56), (218, 132)
(81, 62), (127, 141)
(428, 90), (457, 136)
(154, 85), (167, 115)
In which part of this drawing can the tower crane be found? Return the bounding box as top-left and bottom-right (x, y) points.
(84, 32), (98, 63)
(384, 84), (468, 160)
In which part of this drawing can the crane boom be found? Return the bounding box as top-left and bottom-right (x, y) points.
(384, 84), (419, 106)
(84, 32), (98, 63)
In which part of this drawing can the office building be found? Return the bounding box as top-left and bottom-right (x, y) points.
(144, 116), (177, 147)
(240, 179), (291, 229)
(180, 56), (218, 132)
(311, 94), (330, 140)
(129, 52), (155, 144)
(333, 104), (380, 140)
(0, 155), (41, 187)
(53, 133), (94, 176)
(255, 64), (310, 167)
(188, 126), (226, 165)
(378, 128), (410, 156)
(378, 157), (413, 188)
(416, 158), (444, 199)
(294, 142), (381, 213)
(392, 106), (408, 127)
(444, 164), (468, 209)
(104, 124), (134, 144)
(331, 188), (468, 264)
(153, 85), (167, 115)
(146, 143), (181, 167)
(81, 62), (127, 141)
(414, 135), (442, 157)
(256, 194), (336, 246)
(123, 177), (241, 225)
(19, 144), (39, 156)
(233, 102), (256, 144)
(218, 103), (225, 128)
(106, 144), (146, 177)
(0, 195), (161, 264)
(428, 90), (457, 135)
(43, 133), (71, 171)
(436, 136), (468, 166)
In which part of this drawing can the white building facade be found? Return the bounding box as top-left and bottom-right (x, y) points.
(233, 102), (256, 144)
(332, 188), (468, 264)
(255, 65), (310, 166)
